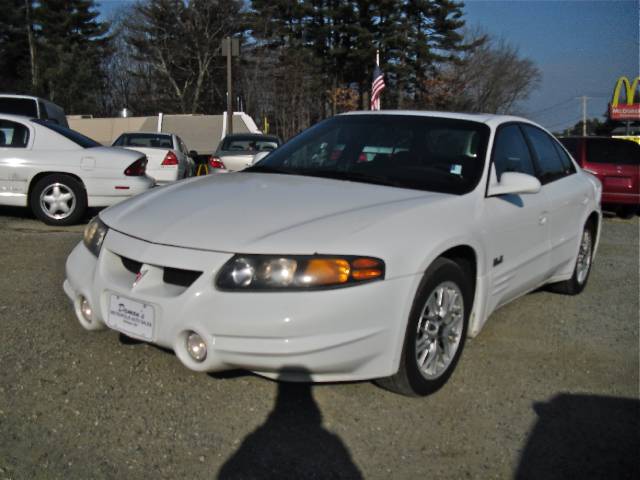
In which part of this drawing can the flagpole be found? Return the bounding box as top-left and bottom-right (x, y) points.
(376, 49), (379, 67)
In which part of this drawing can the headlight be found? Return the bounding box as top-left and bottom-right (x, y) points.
(83, 216), (108, 257)
(216, 255), (385, 290)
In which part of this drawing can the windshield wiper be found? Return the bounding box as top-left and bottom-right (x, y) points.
(244, 164), (291, 174)
(300, 170), (405, 187)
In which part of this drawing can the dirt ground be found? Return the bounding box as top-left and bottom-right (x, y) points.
(0, 207), (638, 479)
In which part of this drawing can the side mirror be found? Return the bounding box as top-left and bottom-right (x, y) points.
(252, 151), (270, 165)
(488, 172), (541, 196)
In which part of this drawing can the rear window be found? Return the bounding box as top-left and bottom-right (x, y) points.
(221, 136), (279, 152)
(586, 139), (640, 166)
(0, 97), (38, 117)
(33, 119), (101, 148)
(114, 133), (173, 149)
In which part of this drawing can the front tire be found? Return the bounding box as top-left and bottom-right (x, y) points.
(376, 258), (472, 397)
(30, 174), (87, 226)
(548, 221), (595, 295)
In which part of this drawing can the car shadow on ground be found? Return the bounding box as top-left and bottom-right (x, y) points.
(217, 368), (363, 479)
(515, 393), (639, 479)
(0, 205), (102, 224)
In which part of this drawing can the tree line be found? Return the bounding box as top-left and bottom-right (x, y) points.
(0, 0), (541, 140)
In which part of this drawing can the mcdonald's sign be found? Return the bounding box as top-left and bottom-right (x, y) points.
(609, 76), (640, 120)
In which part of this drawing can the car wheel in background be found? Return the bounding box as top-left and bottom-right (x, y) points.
(30, 174), (87, 226)
(548, 221), (595, 295)
(376, 257), (471, 397)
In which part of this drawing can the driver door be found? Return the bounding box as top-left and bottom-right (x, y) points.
(482, 124), (551, 312)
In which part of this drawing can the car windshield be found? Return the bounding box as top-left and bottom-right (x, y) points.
(115, 133), (173, 149)
(33, 119), (101, 148)
(221, 136), (279, 152)
(246, 115), (490, 195)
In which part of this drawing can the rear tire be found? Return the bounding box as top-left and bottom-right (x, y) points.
(548, 221), (595, 295)
(376, 258), (472, 397)
(30, 174), (87, 226)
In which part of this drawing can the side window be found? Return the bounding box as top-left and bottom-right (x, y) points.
(113, 135), (124, 146)
(522, 125), (566, 184)
(559, 138), (579, 160)
(552, 141), (576, 174)
(0, 119), (30, 148)
(38, 101), (49, 120)
(491, 124), (536, 179)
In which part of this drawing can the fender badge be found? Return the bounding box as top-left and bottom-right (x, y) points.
(133, 269), (148, 288)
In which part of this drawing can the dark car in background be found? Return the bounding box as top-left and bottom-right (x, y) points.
(207, 133), (282, 173)
(0, 94), (68, 127)
(560, 137), (639, 215)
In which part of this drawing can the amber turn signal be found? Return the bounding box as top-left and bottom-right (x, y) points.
(300, 259), (351, 285)
(351, 258), (384, 281)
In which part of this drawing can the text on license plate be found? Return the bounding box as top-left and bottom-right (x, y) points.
(107, 294), (155, 341)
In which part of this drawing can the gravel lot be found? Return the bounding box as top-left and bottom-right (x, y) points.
(0, 206), (638, 479)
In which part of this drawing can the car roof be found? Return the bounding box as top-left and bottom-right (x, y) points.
(0, 94), (39, 100)
(559, 136), (631, 141)
(342, 110), (537, 129)
(223, 133), (280, 140)
(119, 131), (174, 136)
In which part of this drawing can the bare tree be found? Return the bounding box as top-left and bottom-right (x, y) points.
(426, 29), (542, 114)
(124, 0), (241, 114)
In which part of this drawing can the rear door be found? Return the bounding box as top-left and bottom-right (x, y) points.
(584, 138), (640, 205)
(522, 125), (590, 273)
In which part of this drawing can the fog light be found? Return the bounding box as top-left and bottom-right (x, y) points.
(186, 332), (207, 362)
(79, 296), (93, 323)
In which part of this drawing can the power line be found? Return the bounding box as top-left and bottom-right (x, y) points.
(544, 116), (582, 131)
(527, 97), (576, 118)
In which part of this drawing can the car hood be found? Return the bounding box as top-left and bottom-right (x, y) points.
(100, 172), (451, 253)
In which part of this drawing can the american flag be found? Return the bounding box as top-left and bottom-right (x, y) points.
(370, 64), (385, 110)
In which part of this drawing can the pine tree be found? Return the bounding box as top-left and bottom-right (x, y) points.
(0, 0), (31, 93)
(33, 0), (110, 114)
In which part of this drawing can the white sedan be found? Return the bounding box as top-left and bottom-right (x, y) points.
(0, 114), (154, 225)
(64, 111), (601, 396)
(112, 132), (195, 185)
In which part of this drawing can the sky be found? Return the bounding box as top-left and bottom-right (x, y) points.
(97, 0), (639, 132)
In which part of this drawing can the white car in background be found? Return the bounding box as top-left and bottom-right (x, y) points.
(0, 114), (153, 226)
(112, 132), (195, 184)
(64, 111), (602, 396)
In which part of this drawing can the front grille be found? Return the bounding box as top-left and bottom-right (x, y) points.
(121, 256), (142, 274)
(163, 267), (202, 287)
(120, 256), (202, 288)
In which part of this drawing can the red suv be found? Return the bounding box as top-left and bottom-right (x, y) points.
(560, 137), (639, 215)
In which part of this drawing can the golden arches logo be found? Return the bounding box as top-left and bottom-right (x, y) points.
(612, 76), (640, 106)
(610, 76), (640, 120)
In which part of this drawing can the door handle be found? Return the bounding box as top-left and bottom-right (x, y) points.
(538, 215), (547, 225)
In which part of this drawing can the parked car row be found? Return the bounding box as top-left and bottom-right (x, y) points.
(0, 93), (283, 224)
(0, 114), (153, 225)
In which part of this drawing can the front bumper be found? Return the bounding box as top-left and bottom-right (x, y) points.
(64, 229), (417, 382)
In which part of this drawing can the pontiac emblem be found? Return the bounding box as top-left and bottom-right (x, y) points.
(133, 268), (148, 288)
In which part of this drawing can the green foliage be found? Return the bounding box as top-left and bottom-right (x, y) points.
(0, 0), (31, 93)
(34, 0), (111, 113)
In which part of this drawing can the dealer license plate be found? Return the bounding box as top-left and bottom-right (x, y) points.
(107, 294), (155, 341)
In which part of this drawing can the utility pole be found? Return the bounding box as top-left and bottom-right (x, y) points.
(226, 36), (233, 135)
(577, 96), (591, 136)
(220, 36), (240, 136)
